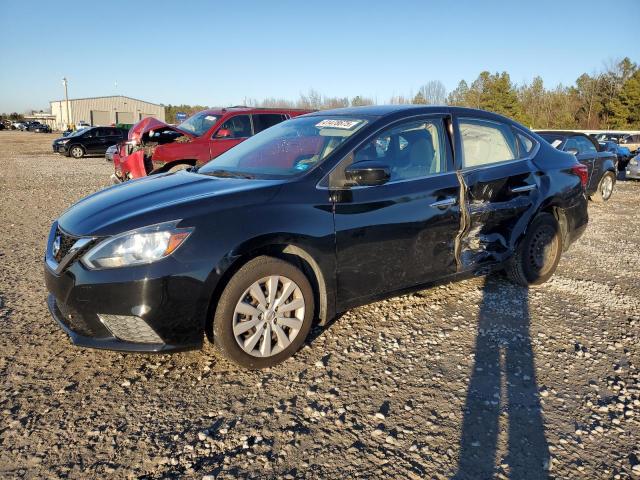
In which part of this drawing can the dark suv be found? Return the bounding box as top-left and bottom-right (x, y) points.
(44, 106), (588, 369)
(53, 127), (129, 158)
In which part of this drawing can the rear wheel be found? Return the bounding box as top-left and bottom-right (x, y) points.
(213, 256), (315, 369)
(69, 145), (85, 159)
(506, 213), (562, 286)
(591, 172), (615, 202)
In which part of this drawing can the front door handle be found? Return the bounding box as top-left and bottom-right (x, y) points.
(510, 184), (537, 193)
(430, 197), (457, 208)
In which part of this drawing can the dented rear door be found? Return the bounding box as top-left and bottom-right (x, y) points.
(453, 116), (540, 271)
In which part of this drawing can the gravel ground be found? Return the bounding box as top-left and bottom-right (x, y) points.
(0, 130), (639, 479)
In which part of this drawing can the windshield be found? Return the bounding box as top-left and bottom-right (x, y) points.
(178, 112), (219, 136)
(199, 116), (368, 178)
(69, 128), (90, 137)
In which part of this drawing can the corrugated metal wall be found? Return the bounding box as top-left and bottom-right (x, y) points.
(50, 96), (165, 130)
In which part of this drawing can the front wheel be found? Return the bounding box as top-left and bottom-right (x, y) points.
(591, 171), (615, 203)
(213, 256), (315, 369)
(506, 213), (562, 286)
(69, 145), (85, 159)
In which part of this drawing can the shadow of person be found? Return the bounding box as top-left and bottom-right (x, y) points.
(454, 276), (550, 479)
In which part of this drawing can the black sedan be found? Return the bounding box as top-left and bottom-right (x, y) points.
(52, 126), (128, 158)
(44, 106), (588, 368)
(28, 122), (51, 133)
(537, 131), (617, 202)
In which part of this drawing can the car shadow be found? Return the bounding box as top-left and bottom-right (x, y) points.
(454, 276), (550, 479)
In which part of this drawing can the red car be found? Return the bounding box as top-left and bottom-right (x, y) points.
(112, 107), (311, 182)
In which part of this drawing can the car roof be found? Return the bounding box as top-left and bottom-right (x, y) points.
(536, 130), (588, 137)
(198, 107), (311, 116)
(303, 105), (522, 124)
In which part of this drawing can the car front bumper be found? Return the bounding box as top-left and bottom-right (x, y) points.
(43, 226), (211, 352)
(53, 143), (70, 154)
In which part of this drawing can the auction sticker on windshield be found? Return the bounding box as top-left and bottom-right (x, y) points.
(315, 119), (363, 129)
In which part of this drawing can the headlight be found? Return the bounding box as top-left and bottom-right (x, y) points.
(59, 139), (70, 144)
(81, 220), (193, 269)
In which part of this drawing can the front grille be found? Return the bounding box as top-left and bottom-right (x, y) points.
(55, 227), (78, 262)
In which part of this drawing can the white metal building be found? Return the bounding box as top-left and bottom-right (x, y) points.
(49, 95), (165, 130)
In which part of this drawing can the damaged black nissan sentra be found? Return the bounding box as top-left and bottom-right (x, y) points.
(44, 106), (588, 368)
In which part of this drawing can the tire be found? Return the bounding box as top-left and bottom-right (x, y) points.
(506, 213), (562, 287)
(69, 145), (85, 159)
(213, 256), (315, 369)
(168, 163), (191, 173)
(591, 172), (615, 203)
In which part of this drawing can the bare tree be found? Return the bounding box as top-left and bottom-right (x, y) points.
(418, 80), (447, 105)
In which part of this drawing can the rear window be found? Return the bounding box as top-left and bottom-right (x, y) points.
(252, 114), (286, 134)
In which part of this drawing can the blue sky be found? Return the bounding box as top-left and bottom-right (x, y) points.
(1, 0), (638, 113)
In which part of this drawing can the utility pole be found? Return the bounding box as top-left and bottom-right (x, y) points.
(62, 77), (71, 129)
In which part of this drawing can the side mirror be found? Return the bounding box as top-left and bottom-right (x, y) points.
(215, 128), (232, 139)
(566, 148), (579, 156)
(344, 161), (390, 186)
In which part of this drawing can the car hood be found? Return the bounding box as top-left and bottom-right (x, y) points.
(128, 117), (193, 142)
(58, 172), (283, 237)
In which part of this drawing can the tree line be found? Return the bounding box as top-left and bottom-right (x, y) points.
(169, 57), (640, 130)
(5, 58), (637, 130)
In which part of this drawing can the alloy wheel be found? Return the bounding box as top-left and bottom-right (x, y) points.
(232, 275), (305, 357)
(71, 146), (83, 158)
(601, 175), (613, 200)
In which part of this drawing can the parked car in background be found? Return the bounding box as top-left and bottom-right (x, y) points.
(112, 107), (312, 182)
(34, 124), (52, 133)
(27, 122), (51, 133)
(599, 140), (632, 172)
(52, 126), (128, 158)
(619, 134), (640, 154)
(537, 131), (617, 201)
(44, 105), (588, 368)
(626, 153), (640, 180)
(105, 144), (118, 162)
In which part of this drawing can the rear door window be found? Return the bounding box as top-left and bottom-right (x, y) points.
(252, 114), (286, 134)
(216, 115), (252, 139)
(459, 118), (517, 167)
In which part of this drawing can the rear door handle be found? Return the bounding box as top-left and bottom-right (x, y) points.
(510, 184), (537, 193)
(430, 197), (457, 208)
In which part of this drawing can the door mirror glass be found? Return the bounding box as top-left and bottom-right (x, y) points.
(215, 128), (232, 139)
(344, 161), (390, 186)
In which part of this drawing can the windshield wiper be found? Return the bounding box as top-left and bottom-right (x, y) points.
(203, 169), (255, 179)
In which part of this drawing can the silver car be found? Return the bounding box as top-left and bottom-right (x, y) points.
(105, 144), (118, 162)
(627, 154), (640, 180)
